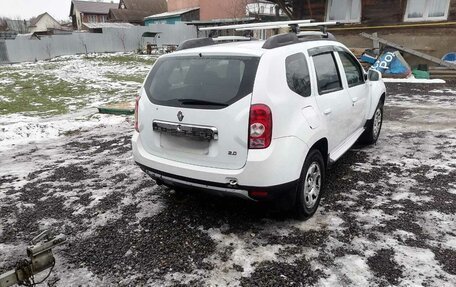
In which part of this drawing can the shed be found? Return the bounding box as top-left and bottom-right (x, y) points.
(145, 7), (200, 25)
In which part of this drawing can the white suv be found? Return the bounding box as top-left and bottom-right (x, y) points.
(132, 32), (386, 218)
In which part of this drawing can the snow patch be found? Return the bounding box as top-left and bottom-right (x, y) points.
(0, 113), (127, 152)
(383, 78), (446, 84)
(320, 255), (373, 286)
(394, 245), (456, 286)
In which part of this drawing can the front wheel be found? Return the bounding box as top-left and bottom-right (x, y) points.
(295, 149), (325, 219)
(359, 102), (383, 145)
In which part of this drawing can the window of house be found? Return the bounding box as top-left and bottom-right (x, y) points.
(327, 0), (361, 23)
(313, 52), (342, 95)
(260, 6), (265, 14)
(88, 15), (97, 22)
(270, 7), (274, 15)
(337, 51), (364, 87)
(286, 53), (311, 97)
(404, 0), (450, 21)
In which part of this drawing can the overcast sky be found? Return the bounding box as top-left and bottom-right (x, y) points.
(0, 0), (119, 21)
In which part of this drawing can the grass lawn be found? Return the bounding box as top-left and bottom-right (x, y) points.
(0, 53), (155, 117)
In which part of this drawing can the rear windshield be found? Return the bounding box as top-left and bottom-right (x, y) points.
(144, 56), (260, 109)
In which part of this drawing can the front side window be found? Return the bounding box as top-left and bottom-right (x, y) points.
(327, 0), (361, 23)
(285, 53), (311, 97)
(405, 0), (450, 21)
(313, 52), (342, 95)
(145, 56), (259, 109)
(338, 51), (364, 87)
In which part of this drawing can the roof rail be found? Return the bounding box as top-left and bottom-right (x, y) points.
(297, 31), (337, 40)
(262, 33), (299, 49)
(234, 21), (338, 31)
(212, 36), (254, 42)
(198, 20), (313, 31)
(178, 21), (340, 51)
(176, 37), (214, 51)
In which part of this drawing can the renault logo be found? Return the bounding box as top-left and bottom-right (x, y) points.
(177, 111), (184, 122)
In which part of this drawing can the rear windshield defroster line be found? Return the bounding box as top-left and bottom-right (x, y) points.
(144, 55), (260, 109)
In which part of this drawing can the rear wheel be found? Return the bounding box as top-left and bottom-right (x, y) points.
(295, 149), (325, 219)
(359, 101), (383, 145)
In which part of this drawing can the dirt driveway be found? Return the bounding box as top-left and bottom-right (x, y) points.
(1, 82), (455, 286)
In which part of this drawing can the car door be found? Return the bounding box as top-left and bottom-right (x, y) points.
(310, 49), (352, 153)
(335, 49), (368, 135)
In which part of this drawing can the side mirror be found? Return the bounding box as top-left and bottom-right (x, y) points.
(368, 69), (382, 81)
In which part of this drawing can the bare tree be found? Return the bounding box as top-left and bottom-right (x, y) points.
(6, 16), (29, 34)
(79, 35), (88, 55)
(246, 0), (266, 20)
(116, 29), (127, 52)
(0, 17), (9, 31)
(44, 42), (52, 59)
(137, 35), (145, 54)
(267, 0), (308, 20)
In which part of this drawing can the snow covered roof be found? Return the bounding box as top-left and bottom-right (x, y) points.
(82, 22), (135, 29)
(145, 7), (199, 20)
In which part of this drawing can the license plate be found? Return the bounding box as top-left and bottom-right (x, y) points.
(152, 120), (218, 141)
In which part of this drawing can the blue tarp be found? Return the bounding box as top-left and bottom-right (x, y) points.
(372, 51), (411, 77)
(442, 52), (456, 63)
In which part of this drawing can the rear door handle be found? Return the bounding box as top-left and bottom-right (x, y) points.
(323, 108), (332, 115)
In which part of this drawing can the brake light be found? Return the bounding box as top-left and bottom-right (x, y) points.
(134, 96), (140, 132)
(249, 104), (272, 149)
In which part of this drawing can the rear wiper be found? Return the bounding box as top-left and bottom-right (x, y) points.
(178, 99), (228, 107)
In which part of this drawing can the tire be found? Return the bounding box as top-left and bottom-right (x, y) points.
(359, 101), (383, 145)
(295, 149), (325, 219)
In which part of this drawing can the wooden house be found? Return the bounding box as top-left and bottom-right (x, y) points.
(70, 0), (118, 30)
(297, 0), (456, 66)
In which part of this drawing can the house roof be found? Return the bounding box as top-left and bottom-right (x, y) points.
(145, 7), (199, 20)
(5, 19), (30, 32)
(29, 12), (60, 28)
(29, 13), (46, 27)
(109, 9), (153, 23)
(120, 0), (167, 12)
(71, 0), (118, 16)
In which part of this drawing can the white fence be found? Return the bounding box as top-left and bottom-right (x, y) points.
(0, 24), (197, 64)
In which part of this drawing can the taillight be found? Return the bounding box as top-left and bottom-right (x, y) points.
(249, 104), (272, 149)
(134, 96), (140, 132)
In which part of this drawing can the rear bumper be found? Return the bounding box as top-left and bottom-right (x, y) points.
(137, 162), (298, 202)
(132, 132), (308, 187)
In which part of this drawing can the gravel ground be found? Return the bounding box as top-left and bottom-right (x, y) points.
(0, 81), (455, 286)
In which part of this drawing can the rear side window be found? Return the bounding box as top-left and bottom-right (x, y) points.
(285, 53), (311, 97)
(145, 56), (260, 109)
(338, 51), (364, 87)
(312, 52), (342, 95)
